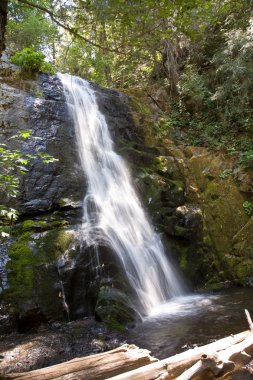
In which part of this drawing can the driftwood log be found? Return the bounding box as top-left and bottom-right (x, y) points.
(110, 331), (252, 379)
(176, 308), (253, 380)
(3, 310), (253, 380)
(3, 344), (158, 380)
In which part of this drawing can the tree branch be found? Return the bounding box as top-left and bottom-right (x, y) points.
(16, 0), (120, 53)
(16, 0), (169, 56)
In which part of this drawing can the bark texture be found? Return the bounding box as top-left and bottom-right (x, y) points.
(0, 0), (8, 56)
(3, 345), (157, 380)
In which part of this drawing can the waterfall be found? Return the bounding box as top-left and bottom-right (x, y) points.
(58, 73), (185, 315)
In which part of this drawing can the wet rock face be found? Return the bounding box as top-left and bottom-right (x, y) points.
(22, 76), (86, 212)
(0, 73), (139, 215)
(0, 75), (85, 213)
(2, 221), (137, 332)
(135, 155), (205, 287)
(91, 83), (143, 151)
(0, 239), (11, 295)
(0, 70), (140, 331)
(148, 143), (253, 289)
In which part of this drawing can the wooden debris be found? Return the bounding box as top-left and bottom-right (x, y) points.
(176, 331), (253, 380)
(245, 309), (253, 331)
(3, 344), (158, 380)
(4, 311), (253, 380)
(109, 330), (252, 379)
(176, 310), (253, 380)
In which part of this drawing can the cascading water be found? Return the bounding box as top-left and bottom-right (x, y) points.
(58, 73), (185, 316)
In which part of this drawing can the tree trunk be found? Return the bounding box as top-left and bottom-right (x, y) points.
(100, 22), (113, 87)
(0, 0), (8, 56)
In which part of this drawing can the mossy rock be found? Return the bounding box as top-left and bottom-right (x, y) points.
(135, 171), (165, 218)
(22, 219), (69, 231)
(179, 247), (188, 271)
(95, 286), (136, 332)
(58, 198), (82, 210)
(34, 229), (75, 261)
(234, 260), (253, 285)
(201, 281), (232, 292)
(232, 217), (253, 257)
(162, 204), (202, 241)
(153, 155), (185, 180)
(162, 179), (185, 207)
(4, 226), (76, 323)
(5, 232), (35, 304)
(186, 150), (248, 257)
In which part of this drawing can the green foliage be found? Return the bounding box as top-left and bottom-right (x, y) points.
(49, 0), (230, 87)
(156, 5), (253, 165)
(179, 65), (209, 106)
(3, 0), (252, 158)
(0, 131), (57, 240)
(7, 1), (59, 54)
(4, 0), (243, 88)
(239, 150), (253, 169)
(210, 27), (253, 132)
(243, 201), (253, 216)
(5, 231), (35, 304)
(154, 118), (171, 139)
(10, 48), (54, 75)
(37, 152), (58, 164)
(4, 0), (250, 89)
(0, 206), (19, 224)
(219, 169), (233, 179)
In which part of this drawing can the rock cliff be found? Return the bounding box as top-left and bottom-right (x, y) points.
(0, 62), (252, 332)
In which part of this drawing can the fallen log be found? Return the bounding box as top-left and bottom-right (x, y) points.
(3, 344), (158, 380)
(109, 330), (252, 380)
(176, 309), (253, 380)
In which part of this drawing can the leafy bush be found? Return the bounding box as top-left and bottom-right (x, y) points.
(239, 150), (253, 168)
(243, 201), (253, 216)
(157, 13), (253, 169)
(179, 65), (209, 107)
(10, 48), (54, 74)
(210, 27), (253, 132)
(0, 130), (58, 240)
(219, 169), (233, 179)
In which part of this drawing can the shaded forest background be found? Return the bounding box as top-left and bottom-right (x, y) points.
(0, 1), (252, 162)
(0, 0), (253, 234)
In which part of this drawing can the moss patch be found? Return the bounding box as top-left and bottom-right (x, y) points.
(22, 219), (69, 232)
(32, 229), (75, 263)
(4, 225), (75, 314)
(234, 260), (253, 285)
(95, 286), (136, 332)
(5, 232), (35, 305)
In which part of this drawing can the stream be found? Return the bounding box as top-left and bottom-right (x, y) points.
(128, 288), (253, 359)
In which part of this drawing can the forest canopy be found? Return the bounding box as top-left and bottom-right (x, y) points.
(1, 0), (250, 88)
(1, 0), (253, 162)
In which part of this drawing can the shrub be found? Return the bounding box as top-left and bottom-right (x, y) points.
(0, 130), (57, 240)
(178, 64), (209, 109)
(243, 201), (253, 216)
(239, 150), (253, 168)
(10, 48), (54, 74)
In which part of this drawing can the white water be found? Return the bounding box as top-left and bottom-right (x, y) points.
(146, 294), (219, 320)
(58, 73), (185, 315)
